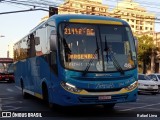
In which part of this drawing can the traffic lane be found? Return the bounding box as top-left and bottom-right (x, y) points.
(0, 82), (16, 95)
(116, 93), (160, 112)
(0, 83), (160, 117)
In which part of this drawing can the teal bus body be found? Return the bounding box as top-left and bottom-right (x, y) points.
(14, 14), (138, 106)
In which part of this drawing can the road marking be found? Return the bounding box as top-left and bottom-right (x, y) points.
(7, 88), (14, 92)
(115, 106), (129, 108)
(1, 97), (14, 100)
(3, 101), (23, 106)
(124, 102), (148, 105)
(2, 106), (22, 111)
(119, 103), (160, 111)
(144, 107), (160, 111)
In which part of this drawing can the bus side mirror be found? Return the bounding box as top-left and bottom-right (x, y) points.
(35, 37), (40, 45)
(50, 51), (58, 75)
(50, 51), (57, 65)
(50, 34), (57, 51)
(134, 36), (138, 52)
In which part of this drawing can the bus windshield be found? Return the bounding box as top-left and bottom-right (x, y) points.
(0, 63), (12, 73)
(59, 23), (137, 72)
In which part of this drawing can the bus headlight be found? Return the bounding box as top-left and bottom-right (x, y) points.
(125, 81), (138, 91)
(61, 81), (82, 93)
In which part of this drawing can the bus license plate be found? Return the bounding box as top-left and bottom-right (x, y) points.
(98, 96), (111, 100)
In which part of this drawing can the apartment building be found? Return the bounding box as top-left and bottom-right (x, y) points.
(58, 0), (110, 16)
(8, 42), (14, 58)
(110, 0), (155, 36)
(58, 0), (155, 36)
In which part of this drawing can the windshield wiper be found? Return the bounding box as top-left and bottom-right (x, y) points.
(82, 36), (100, 76)
(104, 36), (124, 75)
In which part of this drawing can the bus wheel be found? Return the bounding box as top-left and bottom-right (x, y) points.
(103, 103), (115, 109)
(42, 83), (49, 105)
(42, 83), (59, 109)
(21, 80), (29, 99)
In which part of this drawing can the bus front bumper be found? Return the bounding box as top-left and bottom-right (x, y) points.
(50, 81), (138, 106)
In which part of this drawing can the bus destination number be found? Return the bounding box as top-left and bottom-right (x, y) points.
(64, 28), (95, 36)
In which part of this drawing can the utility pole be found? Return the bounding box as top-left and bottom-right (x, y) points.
(7, 45), (9, 58)
(0, 35), (5, 38)
(0, 35), (5, 57)
(151, 48), (154, 73)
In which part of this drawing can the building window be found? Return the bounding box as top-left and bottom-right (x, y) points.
(80, 4), (83, 8)
(131, 25), (134, 28)
(124, 12), (128, 15)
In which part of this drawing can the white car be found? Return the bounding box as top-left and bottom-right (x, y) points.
(147, 73), (160, 93)
(138, 74), (158, 95)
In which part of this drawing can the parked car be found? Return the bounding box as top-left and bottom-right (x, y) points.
(138, 73), (158, 95)
(147, 73), (160, 93)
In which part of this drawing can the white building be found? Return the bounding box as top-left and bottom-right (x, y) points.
(8, 42), (14, 58)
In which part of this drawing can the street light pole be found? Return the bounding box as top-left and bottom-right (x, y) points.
(0, 35), (5, 57)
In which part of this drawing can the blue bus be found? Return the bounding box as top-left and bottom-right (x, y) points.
(14, 14), (138, 108)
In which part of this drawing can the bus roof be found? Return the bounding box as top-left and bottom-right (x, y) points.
(15, 14), (130, 45)
(49, 14), (129, 25)
(29, 14), (129, 33)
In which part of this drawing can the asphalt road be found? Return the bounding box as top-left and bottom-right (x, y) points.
(0, 82), (160, 120)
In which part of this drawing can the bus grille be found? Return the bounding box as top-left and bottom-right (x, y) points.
(85, 88), (122, 92)
(78, 94), (128, 103)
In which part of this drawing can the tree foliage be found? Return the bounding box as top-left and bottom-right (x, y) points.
(136, 35), (155, 73)
(137, 35), (154, 60)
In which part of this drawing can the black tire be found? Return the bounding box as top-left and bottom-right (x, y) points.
(21, 80), (29, 99)
(103, 103), (115, 109)
(158, 87), (160, 93)
(151, 92), (157, 95)
(42, 83), (60, 109)
(42, 83), (49, 105)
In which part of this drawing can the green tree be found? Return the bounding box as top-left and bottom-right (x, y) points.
(136, 35), (155, 74)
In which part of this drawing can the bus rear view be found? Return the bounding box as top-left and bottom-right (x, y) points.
(0, 58), (14, 83)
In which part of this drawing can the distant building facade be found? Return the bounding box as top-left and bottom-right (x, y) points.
(154, 32), (160, 48)
(59, 0), (110, 16)
(8, 42), (14, 58)
(110, 0), (155, 36)
(58, 0), (155, 36)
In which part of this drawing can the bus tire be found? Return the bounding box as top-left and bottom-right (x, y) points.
(21, 80), (29, 99)
(42, 83), (58, 109)
(103, 103), (115, 109)
(42, 83), (49, 105)
(151, 92), (157, 95)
